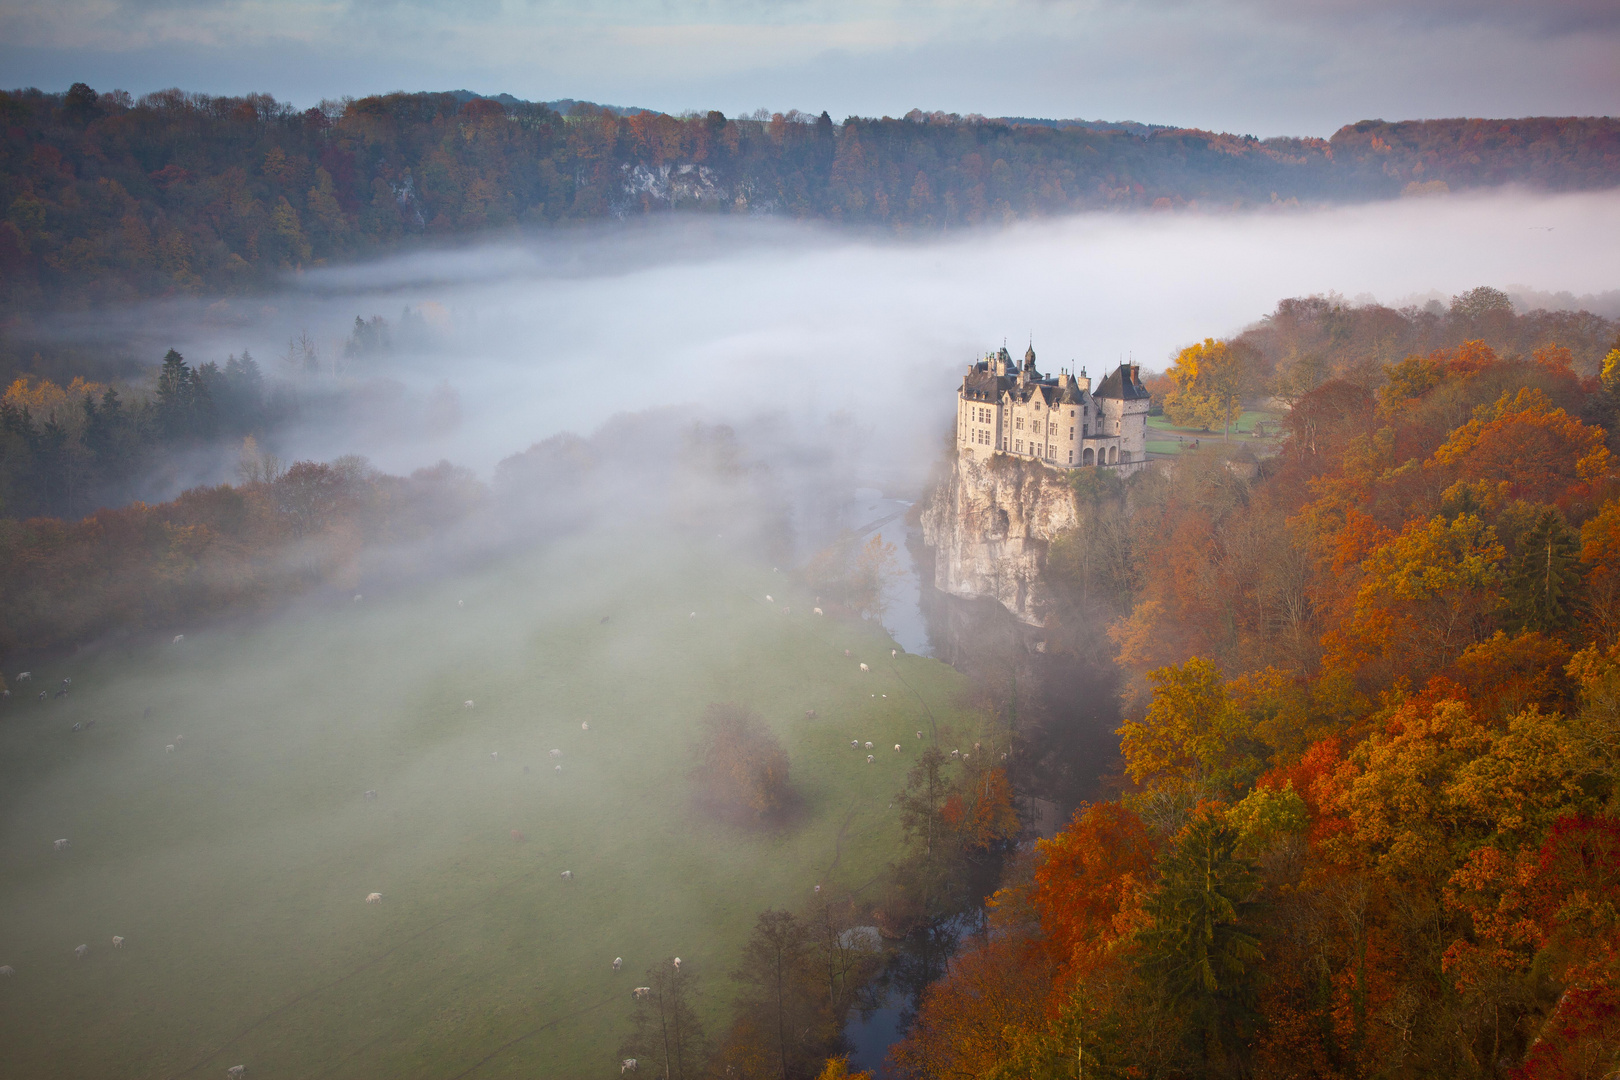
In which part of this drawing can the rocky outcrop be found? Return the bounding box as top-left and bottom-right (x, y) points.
(920, 450), (1080, 626)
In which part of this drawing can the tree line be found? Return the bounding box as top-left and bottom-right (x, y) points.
(888, 322), (1620, 1076)
(4, 83), (1618, 317)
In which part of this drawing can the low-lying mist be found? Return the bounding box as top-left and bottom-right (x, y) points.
(30, 187), (1620, 504)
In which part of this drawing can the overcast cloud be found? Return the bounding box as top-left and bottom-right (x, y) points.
(1, 0), (1616, 135)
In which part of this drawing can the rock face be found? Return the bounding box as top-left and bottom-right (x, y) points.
(920, 449), (1080, 626)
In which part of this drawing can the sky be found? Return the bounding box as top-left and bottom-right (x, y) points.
(2, 0), (1617, 136)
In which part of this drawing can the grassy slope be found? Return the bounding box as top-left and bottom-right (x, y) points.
(0, 532), (975, 1079)
(1145, 409), (1281, 453)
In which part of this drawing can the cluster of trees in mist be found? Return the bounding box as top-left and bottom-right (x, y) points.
(623, 699), (1022, 1080)
(885, 320), (1620, 1076)
(3, 82), (1618, 316)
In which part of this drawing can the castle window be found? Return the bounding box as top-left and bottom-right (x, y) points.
(1069, 427), (1074, 439)
(1015, 439), (1023, 453)
(1068, 450), (1073, 463)
(1015, 416), (1023, 430)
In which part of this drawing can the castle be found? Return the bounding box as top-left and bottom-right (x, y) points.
(955, 344), (1151, 468)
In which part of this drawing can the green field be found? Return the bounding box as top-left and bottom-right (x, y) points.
(0, 532), (975, 1079)
(1146, 409), (1281, 454)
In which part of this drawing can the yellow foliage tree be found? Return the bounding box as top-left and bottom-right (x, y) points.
(1162, 338), (1259, 440)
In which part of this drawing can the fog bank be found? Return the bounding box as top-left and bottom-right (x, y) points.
(35, 188), (1620, 495)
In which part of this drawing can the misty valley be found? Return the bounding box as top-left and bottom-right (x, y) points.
(4, 79), (1620, 1080)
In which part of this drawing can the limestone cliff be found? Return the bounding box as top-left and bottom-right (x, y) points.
(920, 450), (1080, 626)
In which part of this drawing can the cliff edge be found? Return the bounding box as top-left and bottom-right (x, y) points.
(920, 451), (1080, 626)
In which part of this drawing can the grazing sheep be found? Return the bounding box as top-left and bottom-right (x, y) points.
(72, 722), (83, 732)
(581, 721), (589, 731)
(689, 612), (696, 618)
(765, 595), (773, 602)
(38, 691), (46, 700)
(74, 945), (88, 959)
(228, 1067), (246, 1078)
(917, 731), (923, 739)
(555, 765), (562, 773)
(951, 749), (960, 759)
(867, 755), (874, 764)
(895, 744), (902, 752)
(366, 893), (382, 903)
(560, 870), (573, 882)
(814, 884), (821, 894)
(112, 936), (123, 948)
(864, 742), (873, 750)
(813, 607), (823, 615)
(805, 709), (816, 719)
(53, 839), (69, 852)
(843, 650), (850, 657)
(165, 744), (175, 753)
(16, 672), (29, 681)
(632, 987), (651, 1000)
(491, 751), (500, 761)
(62, 677), (71, 686)
(458, 600), (464, 607)
(172, 635), (184, 645)
(55, 688), (68, 698)
(850, 739), (859, 749)
(672, 957), (681, 969)
(549, 749), (562, 758)
(622, 1058), (638, 1073)
(0, 966), (13, 976)
(975, 742), (981, 751)
(463, 700), (475, 709)
(859, 663), (869, 672)
(85, 719), (94, 728)
(363, 790), (378, 801)
(612, 957), (623, 971)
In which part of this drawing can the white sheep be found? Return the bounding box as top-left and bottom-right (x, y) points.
(951, 749), (960, 759)
(672, 957), (681, 969)
(814, 884), (821, 894)
(859, 663), (869, 672)
(555, 765), (562, 773)
(53, 838), (69, 852)
(867, 755), (874, 764)
(74, 945), (88, 959)
(917, 731), (923, 739)
(165, 744), (175, 753)
(172, 635), (184, 645)
(622, 1058), (638, 1073)
(581, 721), (589, 731)
(112, 936), (124, 948)
(632, 987), (651, 999)
(366, 892), (382, 904)
(458, 600), (464, 607)
(15, 672), (29, 681)
(228, 1067), (246, 1078)
(864, 742), (873, 750)
(463, 700), (475, 709)
(850, 739), (859, 749)
(894, 744), (902, 752)
(765, 595), (773, 602)
(491, 751), (499, 761)
(363, 790), (378, 801)
(892, 649), (897, 657)
(612, 957), (622, 971)
(689, 612), (696, 618)
(813, 607), (823, 615)
(354, 594), (363, 602)
(0, 965), (14, 975)
(561, 870), (573, 882)
(549, 749), (562, 758)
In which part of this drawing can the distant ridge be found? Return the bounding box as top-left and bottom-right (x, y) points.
(444, 90), (663, 118)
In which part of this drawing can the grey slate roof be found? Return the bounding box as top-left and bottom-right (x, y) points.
(1094, 364), (1150, 401)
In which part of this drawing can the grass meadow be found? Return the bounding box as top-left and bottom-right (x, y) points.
(0, 532), (976, 1079)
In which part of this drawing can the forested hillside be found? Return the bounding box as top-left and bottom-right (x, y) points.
(896, 336), (1620, 1078)
(3, 84), (1617, 315)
